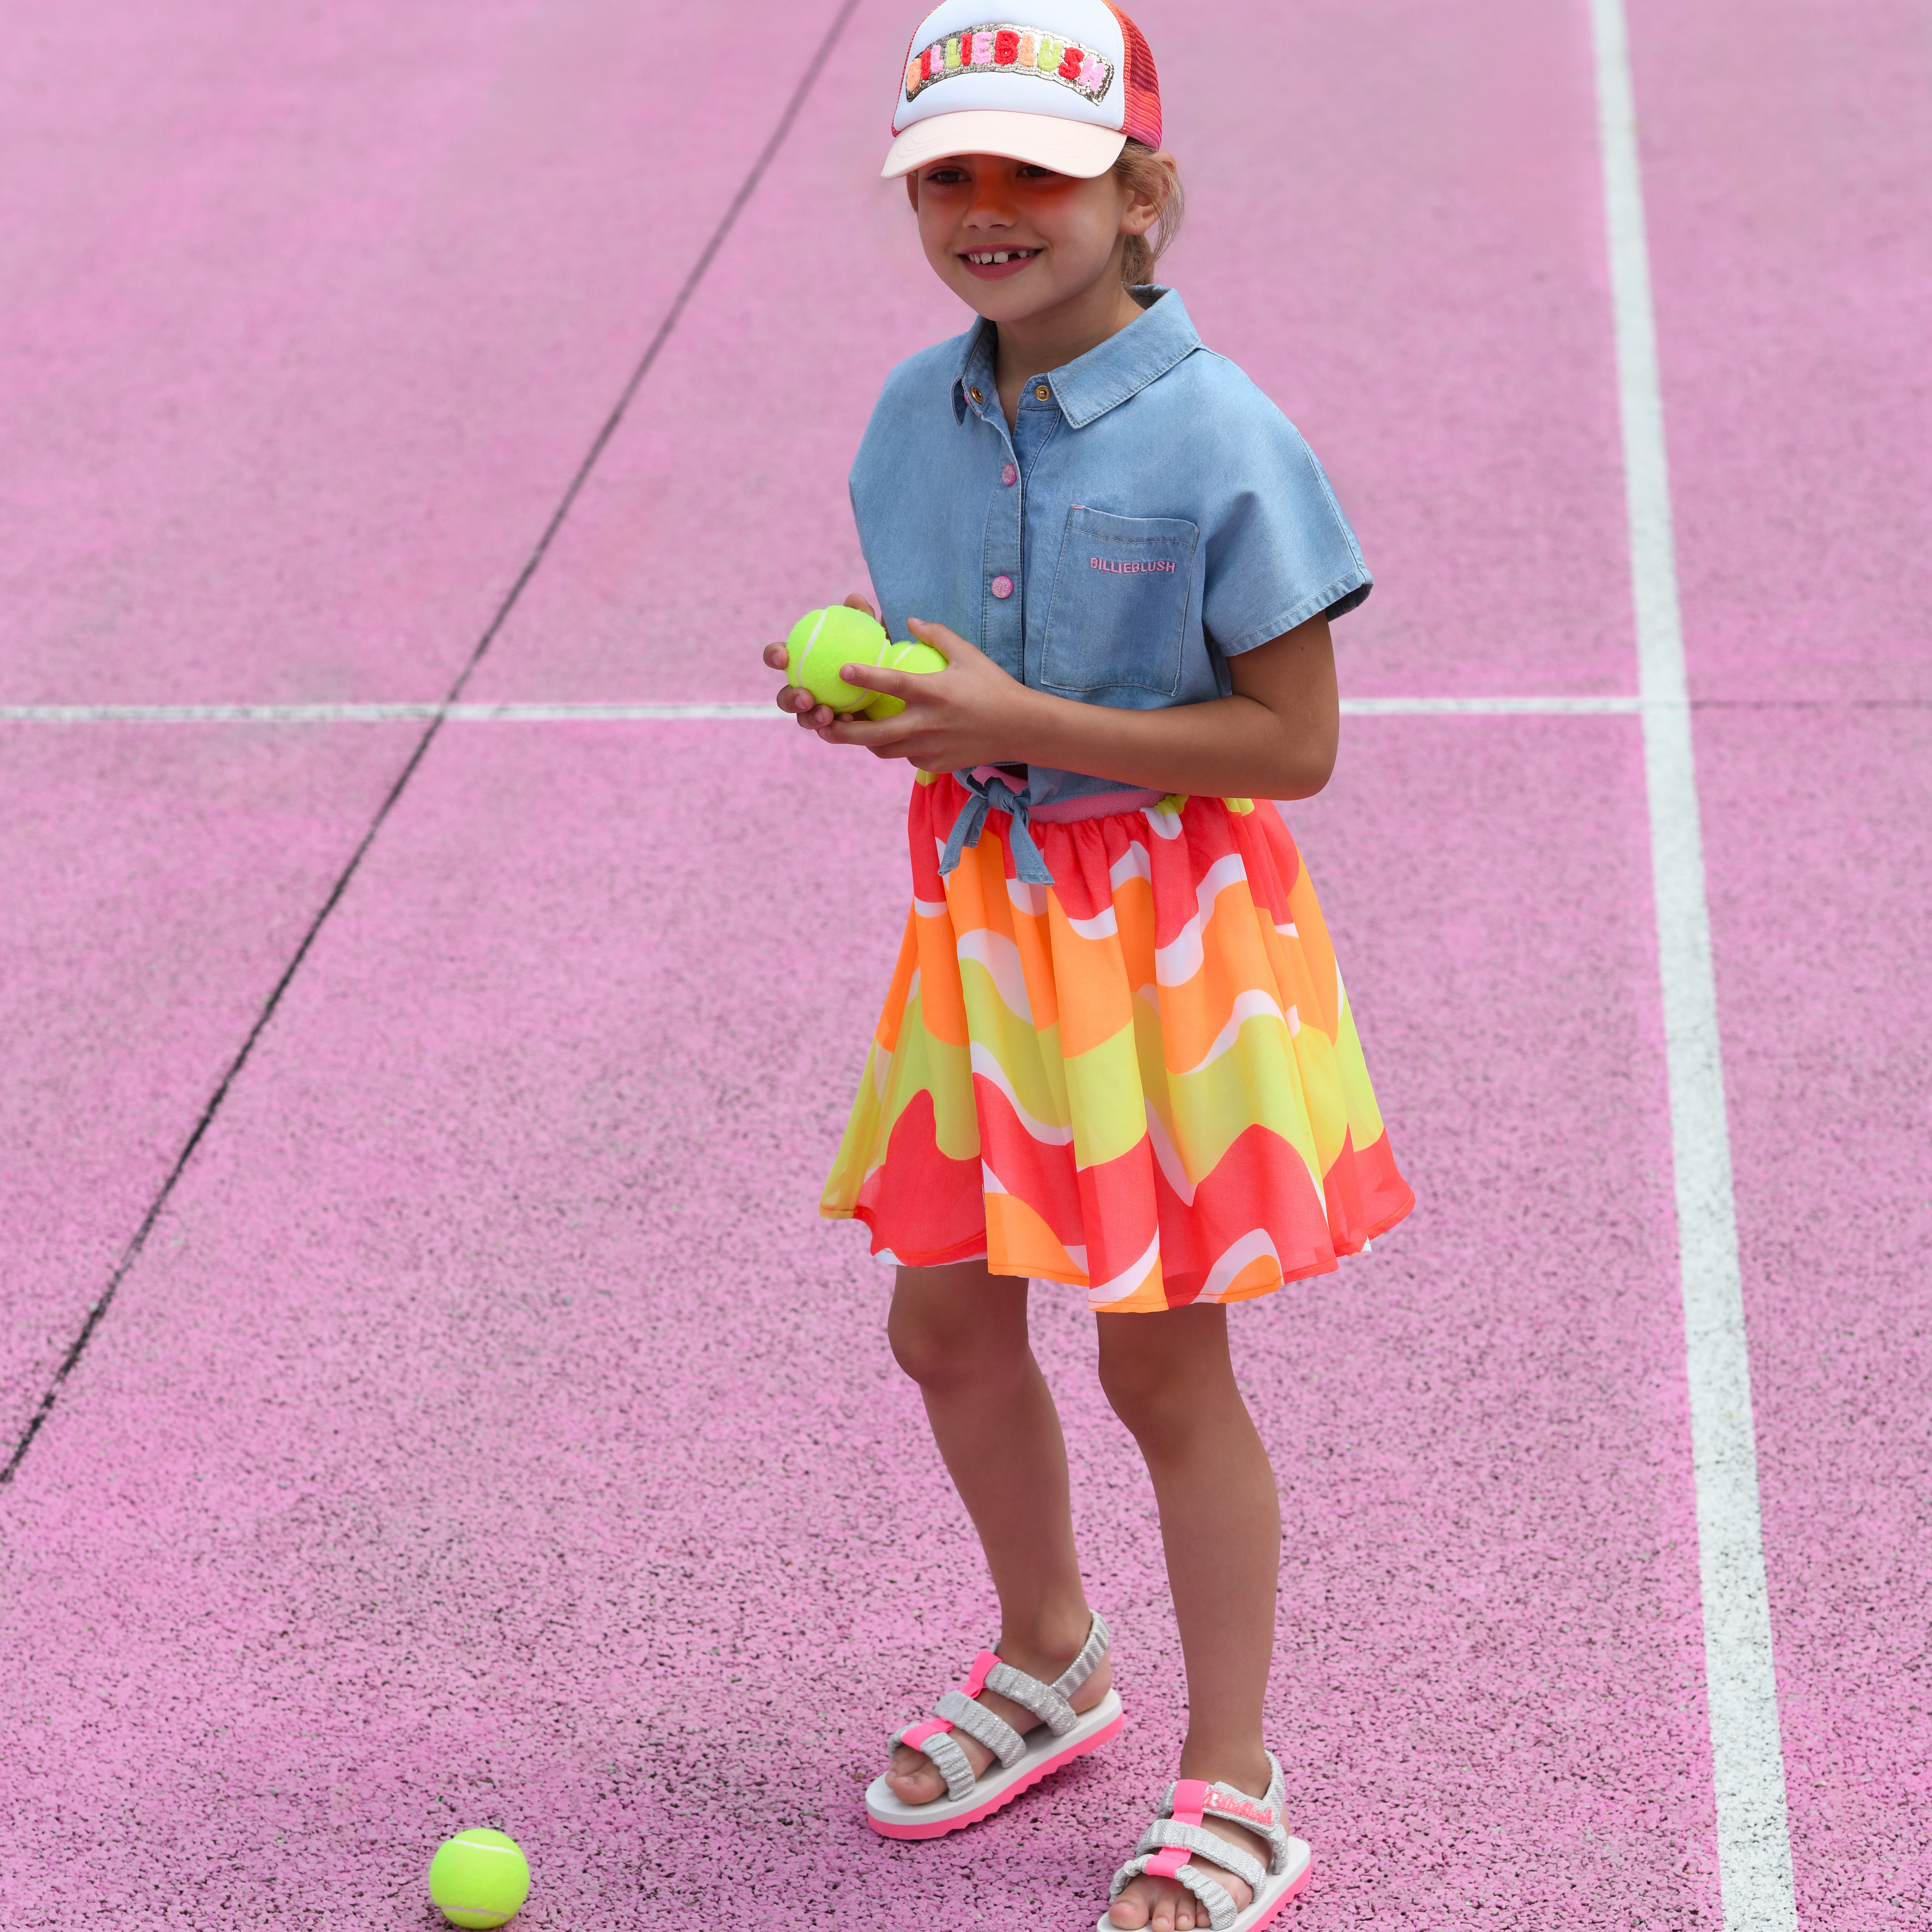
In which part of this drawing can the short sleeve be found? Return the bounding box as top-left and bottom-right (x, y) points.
(1196, 372), (1372, 656)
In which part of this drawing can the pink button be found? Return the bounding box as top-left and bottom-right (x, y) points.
(990, 574), (1014, 599)
(1001, 463), (1018, 486)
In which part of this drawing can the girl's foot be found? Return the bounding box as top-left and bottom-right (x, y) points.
(884, 1628), (1113, 1804)
(1105, 1754), (1298, 1932)
(1105, 1802), (1264, 1930)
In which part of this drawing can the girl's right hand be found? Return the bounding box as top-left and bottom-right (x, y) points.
(763, 592), (878, 730)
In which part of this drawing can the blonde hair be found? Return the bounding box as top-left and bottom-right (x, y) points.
(1115, 141), (1183, 285)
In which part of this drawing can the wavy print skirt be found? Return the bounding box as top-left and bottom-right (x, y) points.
(821, 773), (1413, 1312)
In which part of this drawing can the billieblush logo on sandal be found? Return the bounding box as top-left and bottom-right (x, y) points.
(1090, 556), (1177, 574)
(1206, 1793), (1277, 1829)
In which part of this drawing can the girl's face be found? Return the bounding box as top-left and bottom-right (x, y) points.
(908, 153), (1153, 322)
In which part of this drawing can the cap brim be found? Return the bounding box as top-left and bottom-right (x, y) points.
(881, 110), (1126, 180)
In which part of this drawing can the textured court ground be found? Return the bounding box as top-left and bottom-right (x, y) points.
(1, 1), (1926, 1927)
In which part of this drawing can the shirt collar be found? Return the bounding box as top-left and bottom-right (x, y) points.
(950, 287), (1202, 430)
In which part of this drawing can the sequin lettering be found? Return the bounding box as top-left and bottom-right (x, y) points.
(903, 22), (1112, 104)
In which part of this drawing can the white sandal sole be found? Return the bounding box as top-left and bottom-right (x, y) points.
(864, 1688), (1125, 1839)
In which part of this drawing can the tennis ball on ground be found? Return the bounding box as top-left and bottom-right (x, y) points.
(428, 1828), (531, 1929)
(864, 640), (949, 719)
(786, 605), (891, 711)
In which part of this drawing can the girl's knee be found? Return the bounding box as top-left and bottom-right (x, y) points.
(1097, 1346), (1191, 1440)
(886, 1304), (966, 1387)
(887, 1268), (1028, 1390)
(1097, 1307), (1237, 1443)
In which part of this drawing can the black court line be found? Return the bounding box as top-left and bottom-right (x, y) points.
(0, 0), (864, 1490)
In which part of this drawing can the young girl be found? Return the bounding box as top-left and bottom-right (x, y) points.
(765, 8), (1412, 1927)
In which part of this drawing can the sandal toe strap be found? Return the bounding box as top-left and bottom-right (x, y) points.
(1136, 1821), (1266, 1893)
(1108, 1854), (1239, 1931)
(895, 1719), (978, 1802)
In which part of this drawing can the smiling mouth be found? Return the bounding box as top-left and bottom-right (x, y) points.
(962, 247), (1041, 265)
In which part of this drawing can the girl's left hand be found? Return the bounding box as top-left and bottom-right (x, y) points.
(810, 619), (1039, 773)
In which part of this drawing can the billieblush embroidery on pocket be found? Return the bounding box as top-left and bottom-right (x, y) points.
(1041, 507), (1198, 699)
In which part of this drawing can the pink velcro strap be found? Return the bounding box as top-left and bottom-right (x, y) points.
(1204, 1788), (1278, 1831)
(1145, 1847), (1191, 1881)
(901, 1717), (952, 1748)
(961, 1649), (1000, 1699)
(1169, 1777), (1211, 1825)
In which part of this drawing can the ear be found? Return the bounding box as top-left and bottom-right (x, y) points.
(1120, 149), (1176, 236)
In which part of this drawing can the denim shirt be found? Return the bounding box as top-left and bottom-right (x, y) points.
(847, 287), (1371, 816)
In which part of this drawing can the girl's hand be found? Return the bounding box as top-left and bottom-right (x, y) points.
(762, 592), (878, 730)
(808, 619), (1038, 772)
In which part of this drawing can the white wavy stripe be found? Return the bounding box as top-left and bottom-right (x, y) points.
(956, 927), (1034, 1023)
(1067, 905), (1117, 940)
(1087, 1228), (1163, 1307)
(1179, 988), (1286, 1076)
(1199, 1229), (1283, 1304)
(1144, 1104), (1197, 1206)
(981, 1162), (1007, 1194)
(1109, 842), (1153, 891)
(969, 1043), (1073, 1145)
(1006, 879), (1048, 917)
(914, 896), (948, 919)
(1153, 853), (1250, 986)
(1142, 802), (1184, 840)
(1276, 921), (1298, 938)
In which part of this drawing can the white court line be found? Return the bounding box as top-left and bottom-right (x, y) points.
(1590, 2), (1798, 1927)
(0, 696), (1648, 723)
(0, 702), (774, 722)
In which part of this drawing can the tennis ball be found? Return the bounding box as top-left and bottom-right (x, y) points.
(428, 1828), (531, 1929)
(863, 640), (949, 719)
(786, 605), (891, 712)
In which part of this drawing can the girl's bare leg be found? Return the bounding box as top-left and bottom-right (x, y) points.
(1098, 1304), (1282, 1932)
(881, 1261), (1112, 1804)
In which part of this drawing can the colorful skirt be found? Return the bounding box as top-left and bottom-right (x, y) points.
(821, 774), (1413, 1312)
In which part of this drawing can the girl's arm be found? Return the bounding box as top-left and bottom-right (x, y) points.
(766, 601), (1340, 803)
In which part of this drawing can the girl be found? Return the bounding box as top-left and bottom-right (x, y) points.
(765, 8), (1412, 1927)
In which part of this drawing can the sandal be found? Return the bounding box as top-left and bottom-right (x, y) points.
(1097, 1753), (1313, 1931)
(864, 1609), (1125, 1839)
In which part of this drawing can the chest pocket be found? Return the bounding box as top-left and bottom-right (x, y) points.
(1041, 507), (1199, 700)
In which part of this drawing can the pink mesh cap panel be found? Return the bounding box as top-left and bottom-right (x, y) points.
(1102, 2), (1162, 147)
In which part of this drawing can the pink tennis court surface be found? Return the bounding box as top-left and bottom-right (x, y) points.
(1, 1), (1925, 1927)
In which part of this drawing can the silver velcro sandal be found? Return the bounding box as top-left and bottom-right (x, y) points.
(1097, 1752), (1313, 1931)
(865, 1610), (1124, 1839)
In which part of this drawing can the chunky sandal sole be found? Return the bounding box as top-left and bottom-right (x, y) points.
(1094, 1838), (1312, 1932)
(864, 1689), (1125, 1839)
